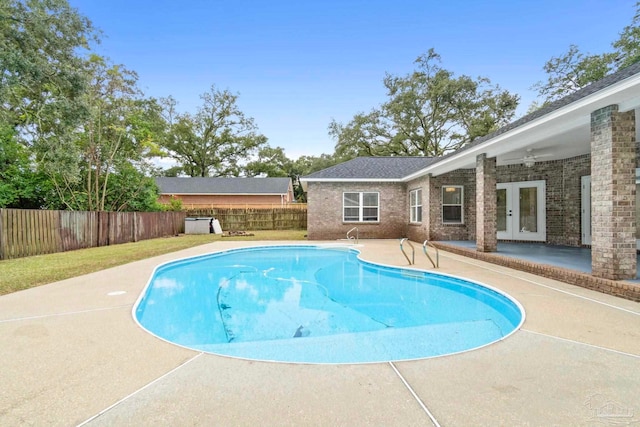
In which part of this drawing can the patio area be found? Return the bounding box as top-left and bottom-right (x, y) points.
(442, 240), (640, 281)
(1, 239), (639, 426)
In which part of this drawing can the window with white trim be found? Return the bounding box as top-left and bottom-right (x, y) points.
(410, 188), (422, 223)
(442, 186), (463, 224)
(343, 192), (379, 222)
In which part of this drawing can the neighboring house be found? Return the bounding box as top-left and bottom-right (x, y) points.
(156, 177), (295, 208)
(301, 62), (640, 281)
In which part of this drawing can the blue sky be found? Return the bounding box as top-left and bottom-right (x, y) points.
(69, 0), (636, 160)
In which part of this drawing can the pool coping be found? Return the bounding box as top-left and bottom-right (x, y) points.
(132, 244), (526, 364)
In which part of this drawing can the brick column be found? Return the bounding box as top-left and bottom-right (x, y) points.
(590, 105), (636, 280)
(476, 154), (497, 252)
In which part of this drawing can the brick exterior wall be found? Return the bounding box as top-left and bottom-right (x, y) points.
(495, 155), (591, 246)
(428, 170), (476, 241)
(406, 175), (431, 242)
(308, 116), (638, 255)
(405, 170), (477, 243)
(306, 151), (632, 247)
(306, 182), (407, 240)
(590, 105), (637, 279)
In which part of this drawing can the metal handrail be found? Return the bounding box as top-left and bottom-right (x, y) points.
(423, 240), (439, 268)
(400, 238), (415, 265)
(346, 227), (358, 244)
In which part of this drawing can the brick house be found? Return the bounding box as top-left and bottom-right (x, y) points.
(156, 177), (295, 208)
(301, 62), (640, 280)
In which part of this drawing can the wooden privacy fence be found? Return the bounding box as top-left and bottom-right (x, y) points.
(187, 207), (307, 231)
(0, 209), (186, 260)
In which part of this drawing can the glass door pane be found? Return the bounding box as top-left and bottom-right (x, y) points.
(497, 180), (545, 241)
(497, 188), (507, 232)
(518, 187), (538, 233)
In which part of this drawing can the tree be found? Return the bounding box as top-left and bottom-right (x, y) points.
(0, 0), (97, 138)
(244, 146), (292, 178)
(161, 87), (268, 177)
(0, 125), (52, 208)
(613, 2), (640, 68)
(531, 45), (616, 104)
(533, 2), (640, 104)
(329, 50), (519, 158)
(39, 55), (166, 211)
(242, 147), (347, 202)
(244, 146), (338, 202)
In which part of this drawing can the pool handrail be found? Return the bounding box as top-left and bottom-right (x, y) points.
(400, 238), (415, 265)
(422, 240), (439, 268)
(346, 227), (359, 244)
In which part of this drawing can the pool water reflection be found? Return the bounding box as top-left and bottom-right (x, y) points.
(134, 245), (524, 364)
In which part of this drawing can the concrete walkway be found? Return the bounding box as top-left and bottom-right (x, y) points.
(1, 240), (639, 426)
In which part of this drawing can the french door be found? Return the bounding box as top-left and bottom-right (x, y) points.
(497, 180), (546, 241)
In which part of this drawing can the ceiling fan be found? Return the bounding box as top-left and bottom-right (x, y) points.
(503, 148), (553, 167)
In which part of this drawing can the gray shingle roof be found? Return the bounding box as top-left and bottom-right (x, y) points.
(303, 156), (437, 179)
(155, 177), (291, 195)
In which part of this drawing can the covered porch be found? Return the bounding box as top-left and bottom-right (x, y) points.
(431, 240), (640, 301)
(410, 63), (640, 284)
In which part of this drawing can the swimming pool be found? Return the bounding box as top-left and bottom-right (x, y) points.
(134, 245), (524, 364)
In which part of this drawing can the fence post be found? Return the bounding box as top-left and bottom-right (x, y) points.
(133, 212), (138, 242)
(0, 208), (4, 260)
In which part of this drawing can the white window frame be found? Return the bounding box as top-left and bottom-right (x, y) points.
(343, 192), (379, 222)
(410, 188), (422, 223)
(442, 185), (464, 224)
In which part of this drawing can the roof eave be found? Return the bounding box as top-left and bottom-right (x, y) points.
(299, 177), (402, 192)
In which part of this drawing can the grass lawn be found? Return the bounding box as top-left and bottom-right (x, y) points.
(0, 230), (307, 296)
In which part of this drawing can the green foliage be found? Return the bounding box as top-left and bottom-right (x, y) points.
(161, 195), (183, 212)
(613, 2), (640, 68)
(532, 45), (616, 104)
(329, 49), (519, 157)
(533, 2), (640, 104)
(36, 55), (167, 211)
(0, 125), (53, 208)
(0, 2), (170, 212)
(161, 87), (268, 177)
(101, 162), (162, 212)
(245, 146), (292, 178)
(0, 0), (97, 136)
(242, 147), (348, 202)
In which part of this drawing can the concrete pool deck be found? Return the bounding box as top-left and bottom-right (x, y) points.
(1, 239), (639, 426)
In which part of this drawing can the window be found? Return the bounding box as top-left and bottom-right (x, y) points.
(343, 192), (379, 222)
(442, 186), (463, 224)
(410, 188), (422, 223)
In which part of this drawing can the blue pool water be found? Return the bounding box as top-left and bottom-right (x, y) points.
(134, 245), (524, 363)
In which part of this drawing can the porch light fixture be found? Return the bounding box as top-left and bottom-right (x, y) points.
(523, 157), (535, 168)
